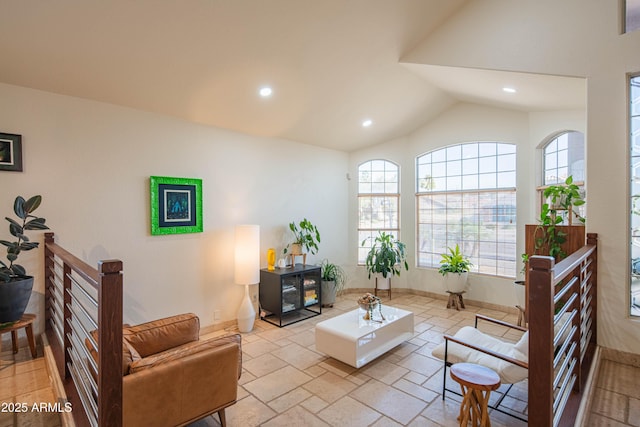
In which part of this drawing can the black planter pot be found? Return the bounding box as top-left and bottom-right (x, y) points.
(0, 276), (34, 323)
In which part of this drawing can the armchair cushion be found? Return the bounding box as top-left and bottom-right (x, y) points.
(432, 326), (528, 384)
(124, 313), (199, 357)
(129, 333), (242, 376)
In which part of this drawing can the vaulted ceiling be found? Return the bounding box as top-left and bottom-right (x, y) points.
(0, 0), (586, 151)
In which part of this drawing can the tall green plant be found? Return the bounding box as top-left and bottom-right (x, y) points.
(0, 195), (49, 282)
(535, 175), (586, 259)
(362, 232), (409, 279)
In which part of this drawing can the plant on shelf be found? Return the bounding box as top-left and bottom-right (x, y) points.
(284, 218), (321, 256)
(533, 175), (586, 260)
(320, 259), (346, 307)
(362, 231), (409, 279)
(0, 195), (50, 323)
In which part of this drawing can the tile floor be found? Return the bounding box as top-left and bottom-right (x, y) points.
(193, 292), (530, 427)
(1, 291), (638, 426)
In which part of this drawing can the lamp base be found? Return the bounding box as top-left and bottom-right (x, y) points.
(237, 284), (256, 333)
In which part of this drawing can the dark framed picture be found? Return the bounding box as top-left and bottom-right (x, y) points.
(0, 133), (23, 172)
(150, 176), (203, 235)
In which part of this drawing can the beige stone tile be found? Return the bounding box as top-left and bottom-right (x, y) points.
(421, 398), (463, 427)
(590, 387), (628, 422)
(351, 379), (427, 424)
(271, 342), (326, 370)
(317, 395), (382, 426)
(267, 387), (312, 413)
(630, 397), (640, 427)
(303, 364), (327, 378)
(302, 371), (358, 403)
(584, 413), (630, 427)
(243, 353), (288, 377)
(300, 395), (329, 414)
(225, 394), (277, 427)
(404, 371), (428, 385)
(406, 415), (443, 426)
(262, 405), (330, 427)
(388, 341), (419, 358)
(416, 329), (446, 344)
(241, 338), (281, 358)
(243, 365), (312, 403)
(359, 359), (409, 385)
(238, 370), (256, 385)
(371, 415), (404, 426)
(257, 327), (295, 343)
(598, 359), (640, 399)
(317, 358), (357, 378)
(393, 378), (439, 403)
(397, 352), (442, 377)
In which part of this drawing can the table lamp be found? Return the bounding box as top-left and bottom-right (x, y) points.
(235, 225), (260, 332)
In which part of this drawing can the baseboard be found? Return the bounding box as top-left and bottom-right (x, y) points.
(340, 287), (521, 316)
(600, 346), (640, 368)
(42, 334), (75, 427)
(574, 345), (602, 427)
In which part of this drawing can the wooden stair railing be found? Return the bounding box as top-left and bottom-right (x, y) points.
(44, 232), (123, 427)
(528, 232), (597, 427)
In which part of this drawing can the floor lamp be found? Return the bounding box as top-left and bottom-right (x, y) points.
(235, 225), (260, 333)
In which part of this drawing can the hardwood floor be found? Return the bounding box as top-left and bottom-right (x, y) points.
(0, 335), (62, 427)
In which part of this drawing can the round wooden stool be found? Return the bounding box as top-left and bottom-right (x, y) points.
(0, 313), (37, 358)
(450, 362), (501, 427)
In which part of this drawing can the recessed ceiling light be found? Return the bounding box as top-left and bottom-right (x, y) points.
(502, 87), (517, 93)
(362, 119), (373, 127)
(259, 87), (272, 97)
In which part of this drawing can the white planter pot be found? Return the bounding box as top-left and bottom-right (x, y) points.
(442, 272), (468, 293)
(376, 275), (391, 290)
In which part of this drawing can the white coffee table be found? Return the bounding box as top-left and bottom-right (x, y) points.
(315, 305), (414, 368)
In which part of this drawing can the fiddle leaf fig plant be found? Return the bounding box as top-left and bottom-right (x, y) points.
(362, 231), (409, 279)
(0, 195), (49, 282)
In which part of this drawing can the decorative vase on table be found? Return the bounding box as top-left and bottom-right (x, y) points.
(357, 293), (384, 321)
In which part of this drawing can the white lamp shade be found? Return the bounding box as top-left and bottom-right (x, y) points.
(234, 225), (260, 285)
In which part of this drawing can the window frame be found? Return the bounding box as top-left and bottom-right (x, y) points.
(415, 142), (517, 278)
(357, 159), (400, 265)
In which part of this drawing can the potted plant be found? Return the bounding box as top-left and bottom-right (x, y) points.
(320, 259), (346, 308)
(284, 218), (321, 256)
(438, 244), (472, 293)
(0, 195), (49, 323)
(533, 175), (585, 260)
(362, 232), (409, 292)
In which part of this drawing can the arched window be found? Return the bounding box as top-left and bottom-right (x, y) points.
(541, 131), (586, 222)
(416, 142), (517, 277)
(543, 131), (585, 186)
(358, 160), (400, 264)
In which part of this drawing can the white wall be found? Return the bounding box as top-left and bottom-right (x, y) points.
(403, 0), (640, 354)
(0, 83), (349, 333)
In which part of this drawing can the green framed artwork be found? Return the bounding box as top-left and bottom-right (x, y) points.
(150, 176), (203, 235)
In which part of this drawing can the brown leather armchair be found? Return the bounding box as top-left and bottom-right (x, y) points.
(88, 313), (242, 427)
